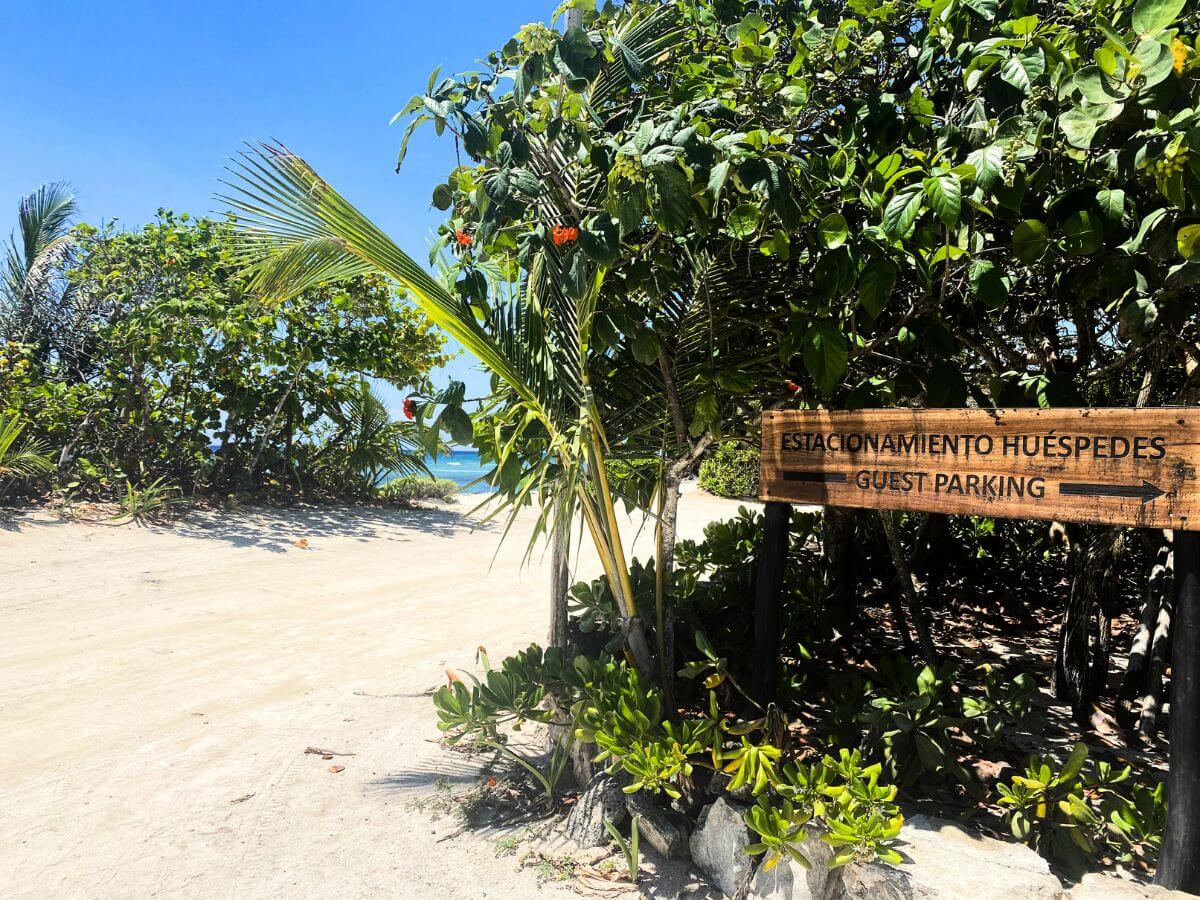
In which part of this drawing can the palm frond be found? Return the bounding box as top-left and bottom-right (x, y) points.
(220, 143), (555, 423)
(0, 415), (53, 482)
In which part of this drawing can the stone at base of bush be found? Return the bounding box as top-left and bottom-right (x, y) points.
(839, 814), (1062, 899)
(1066, 873), (1191, 899)
(563, 773), (628, 848)
(750, 814), (1063, 900)
(626, 790), (688, 859)
(749, 821), (839, 900)
(690, 797), (752, 898)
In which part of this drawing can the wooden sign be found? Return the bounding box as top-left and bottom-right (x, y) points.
(759, 408), (1200, 529)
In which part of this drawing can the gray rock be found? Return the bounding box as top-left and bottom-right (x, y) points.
(749, 821), (840, 900)
(1068, 873), (1192, 899)
(836, 814), (1063, 899)
(626, 790), (688, 859)
(690, 797), (752, 897)
(563, 773), (628, 848)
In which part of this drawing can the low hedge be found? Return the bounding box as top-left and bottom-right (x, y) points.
(378, 475), (458, 502)
(698, 443), (760, 498)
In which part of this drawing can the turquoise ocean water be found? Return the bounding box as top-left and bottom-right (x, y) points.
(423, 448), (494, 494)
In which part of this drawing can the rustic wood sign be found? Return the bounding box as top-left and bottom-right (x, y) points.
(759, 408), (1200, 529)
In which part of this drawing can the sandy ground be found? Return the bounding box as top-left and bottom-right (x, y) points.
(0, 487), (756, 899)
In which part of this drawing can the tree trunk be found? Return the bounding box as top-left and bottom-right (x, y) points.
(1121, 532), (1172, 727)
(548, 507), (571, 652)
(656, 468), (684, 711)
(879, 512), (938, 666)
(1055, 525), (1123, 725)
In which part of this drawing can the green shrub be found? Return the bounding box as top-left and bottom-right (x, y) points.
(698, 443), (759, 499)
(378, 475), (457, 502)
(997, 743), (1168, 875)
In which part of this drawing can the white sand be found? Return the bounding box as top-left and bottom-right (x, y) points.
(0, 489), (756, 898)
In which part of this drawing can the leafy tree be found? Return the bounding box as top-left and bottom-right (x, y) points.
(1, 211), (447, 496)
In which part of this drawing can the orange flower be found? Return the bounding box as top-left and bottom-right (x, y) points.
(455, 230), (474, 248)
(552, 225), (580, 247)
(403, 397), (418, 420)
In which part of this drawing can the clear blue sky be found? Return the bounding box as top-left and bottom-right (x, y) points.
(0, 0), (563, 413)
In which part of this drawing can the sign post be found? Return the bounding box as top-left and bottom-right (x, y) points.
(757, 407), (1200, 890)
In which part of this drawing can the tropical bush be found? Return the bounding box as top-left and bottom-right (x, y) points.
(998, 743), (1168, 875)
(0, 204), (447, 499)
(378, 475), (457, 502)
(697, 442), (759, 499)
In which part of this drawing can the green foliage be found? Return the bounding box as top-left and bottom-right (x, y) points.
(604, 816), (640, 885)
(392, 0), (1200, 416)
(116, 476), (185, 525)
(432, 645), (570, 803)
(960, 664), (1037, 745)
(697, 442), (759, 498)
(997, 743), (1168, 874)
(746, 749), (905, 872)
(1, 209), (447, 499)
(0, 412), (52, 498)
(861, 657), (978, 795)
(377, 475), (458, 502)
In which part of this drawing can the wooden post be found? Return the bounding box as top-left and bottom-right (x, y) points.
(1157, 528), (1200, 892)
(752, 501), (791, 704)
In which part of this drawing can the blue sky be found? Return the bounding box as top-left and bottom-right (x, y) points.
(0, 0), (562, 412)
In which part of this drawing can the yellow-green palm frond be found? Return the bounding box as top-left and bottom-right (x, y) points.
(220, 142), (546, 417)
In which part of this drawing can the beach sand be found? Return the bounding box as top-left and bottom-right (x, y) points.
(0, 487), (756, 898)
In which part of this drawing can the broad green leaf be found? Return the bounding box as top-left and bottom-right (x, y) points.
(1000, 50), (1045, 93)
(729, 202), (761, 239)
(969, 259), (1010, 307)
(966, 145), (1004, 192)
(923, 173), (962, 228)
(632, 329), (660, 364)
(1060, 742), (1089, 782)
(717, 370), (755, 393)
(1062, 210), (1104, 256)
(881, 187), (923, 239)
(1096, 189), (1126, 223)
(650, 166), (694, 231)
(1133, 38), (1176, 89)
(708, 160), (731, 203)
(1132, 0), (1185, 36)
(819, 213), (850, 249)
(803, 321), (849, 396)
(961, 0), (998, 20)
(1059, 108), (1099, 149)
(1121, 207), (1168, 253)
(1178, 224), (1200, 260)
(431, 183), (453, 211)
(858, 257), (898, 319)
(1073, 66), (1127, 103)
(779, 84), (808, 106)
(1013, 219), (1049, 263)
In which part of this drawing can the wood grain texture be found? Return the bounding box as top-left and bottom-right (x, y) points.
(759, 408), (1200, 529)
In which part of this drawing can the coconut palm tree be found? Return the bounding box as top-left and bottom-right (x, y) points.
(223, 142), (658, 675)
(0, 182), (79, 353)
